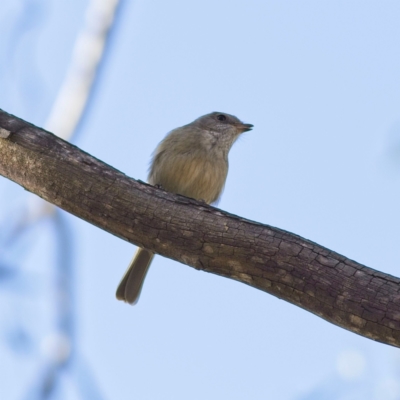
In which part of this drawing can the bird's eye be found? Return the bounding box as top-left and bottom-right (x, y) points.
(217, 114), (227, 122)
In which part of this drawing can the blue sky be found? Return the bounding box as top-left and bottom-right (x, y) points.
(1, 1), (400, 399)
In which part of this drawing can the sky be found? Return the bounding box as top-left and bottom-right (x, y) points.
(1, 1), (400, 399)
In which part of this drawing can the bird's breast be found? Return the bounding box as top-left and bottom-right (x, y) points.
(150, 152), (228, 204)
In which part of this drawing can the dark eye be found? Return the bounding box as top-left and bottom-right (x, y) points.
(217, 114), (227, 122)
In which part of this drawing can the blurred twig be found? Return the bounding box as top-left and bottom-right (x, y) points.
(1, 0), (122, 399)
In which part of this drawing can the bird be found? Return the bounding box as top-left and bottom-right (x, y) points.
(116, 112), (253, 305)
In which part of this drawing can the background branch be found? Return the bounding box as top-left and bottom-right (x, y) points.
(1, 108), (400, 348)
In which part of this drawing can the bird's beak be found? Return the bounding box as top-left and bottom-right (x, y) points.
(238, 123), (253, 133)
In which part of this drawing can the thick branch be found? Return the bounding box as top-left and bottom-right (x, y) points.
(1, 108), (400, 347)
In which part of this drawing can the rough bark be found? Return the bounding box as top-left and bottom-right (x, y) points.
(1, 108), (400, 347)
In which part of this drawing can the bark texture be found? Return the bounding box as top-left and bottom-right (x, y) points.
(1, 108), (400, 347)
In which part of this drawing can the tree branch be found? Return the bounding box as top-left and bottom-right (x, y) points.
(1, 108), (399, 347)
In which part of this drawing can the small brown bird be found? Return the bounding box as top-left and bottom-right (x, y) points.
(116, 112), (253, 304)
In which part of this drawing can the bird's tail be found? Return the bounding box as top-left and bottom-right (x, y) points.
(116, 248), (155, 305)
